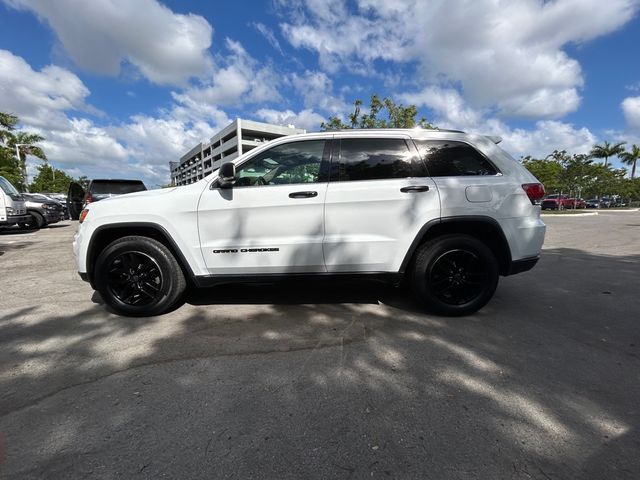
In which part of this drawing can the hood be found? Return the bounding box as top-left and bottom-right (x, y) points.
(98, 187), (177, 203)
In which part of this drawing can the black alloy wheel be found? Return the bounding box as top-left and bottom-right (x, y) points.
(106, 251), (164, 307)
(94, 236), (186, 316)
(412, 234), (499, 316)
(428, 249), (486, 306)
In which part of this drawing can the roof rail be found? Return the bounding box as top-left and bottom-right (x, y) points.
(432, 128), (465, 133)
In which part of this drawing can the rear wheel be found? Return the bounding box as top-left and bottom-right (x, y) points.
(411, 234), (499, 316)
(94, 236), (186, 316)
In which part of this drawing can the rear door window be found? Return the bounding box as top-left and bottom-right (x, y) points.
(333, 138), (415, 181)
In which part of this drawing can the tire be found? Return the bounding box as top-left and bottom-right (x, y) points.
(411, 234), (499, 316)
(94, 236), (186, 317)
(29, 211), (46, 228)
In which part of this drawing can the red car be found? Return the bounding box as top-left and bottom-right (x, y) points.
(541, 194), (573, 210)
(566, 198), (587, 209)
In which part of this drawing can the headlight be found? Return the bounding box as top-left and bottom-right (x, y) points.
(43, 203), (56, 210)
(6, 207), (14, 214)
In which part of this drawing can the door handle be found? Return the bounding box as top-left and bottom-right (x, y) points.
(289, 191), (318, 198)
(400, 185), (430, 193)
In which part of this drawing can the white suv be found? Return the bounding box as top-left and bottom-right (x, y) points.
(73, 129), (546, 317)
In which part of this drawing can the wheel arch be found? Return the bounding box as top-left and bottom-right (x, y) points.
(86, 222), (195, 288)
(400, 216), (513, 276)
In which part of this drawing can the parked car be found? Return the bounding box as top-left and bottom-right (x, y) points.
(0, 175), (29, 228)
(74, 129), (546, 317)
(541, 194), (573, 210)
(566, 198), (586, 209)
(40, 192), (70, 219)
(68, 179), (147, 220)
(19, 193), (65, 229)
(585, 198), (600, 209)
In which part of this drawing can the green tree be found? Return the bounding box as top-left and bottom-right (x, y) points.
(620, 144), (640, 179)
(321, 94), (433, 130)
(29, 163), (75, 193)
(7, 131), (47, 191)
(589, 141), (626, 168)
(0, 111), (47, 191)
(558, 154), (598, 198)
(0, 112), (21, 186)
(521, 157), (563, 192)
(76, 175), (90, 190)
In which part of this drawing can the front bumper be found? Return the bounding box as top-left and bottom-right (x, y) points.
(2, 214), (32, 225)
(42, 211), (61, 224)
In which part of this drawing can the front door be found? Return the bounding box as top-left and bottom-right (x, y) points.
(323, 135), (440, 272)
(198, 139), (330, 275)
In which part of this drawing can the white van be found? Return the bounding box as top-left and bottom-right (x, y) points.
(0, 176), (29, 228)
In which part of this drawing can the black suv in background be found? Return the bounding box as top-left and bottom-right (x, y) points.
(67, 179), (147, 220)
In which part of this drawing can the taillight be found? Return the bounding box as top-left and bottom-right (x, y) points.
(85, 193), (93, 203)
(522, 183), (545, 205)
(79, 209), (89, 223)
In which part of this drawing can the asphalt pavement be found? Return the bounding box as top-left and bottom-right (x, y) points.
(1, 212), (639, 479)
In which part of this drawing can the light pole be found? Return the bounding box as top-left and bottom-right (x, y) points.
(15, 143), (30, 192)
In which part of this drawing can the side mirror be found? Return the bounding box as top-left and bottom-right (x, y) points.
(218, 162), (236, 188)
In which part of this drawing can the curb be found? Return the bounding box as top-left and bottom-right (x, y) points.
(598, 208), (640, 213)
(541, 212), (598, 217)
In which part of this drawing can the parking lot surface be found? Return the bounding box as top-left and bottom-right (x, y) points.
(1, 213), (639, 479)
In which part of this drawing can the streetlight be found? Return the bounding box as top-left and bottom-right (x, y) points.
(14, 144), (53, 191)
(14, 143), (30, 191)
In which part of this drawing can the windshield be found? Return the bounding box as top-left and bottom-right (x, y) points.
(0, 176), (20, 195)
(90, 180), (147, 195)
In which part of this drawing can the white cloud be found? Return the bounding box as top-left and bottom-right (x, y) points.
(4, 0), (213, 85)
(0, 49), (233, 187)
(290, 70), (349, 114)
(622, 96), (640, 131)
(251, 22), (284, 55)
(403, 86), (596, 159)
(254, 108), (325, 131)
(279, 0), (638, 119)
(0, 49), (94, 129)
(174, 39), (281, 108)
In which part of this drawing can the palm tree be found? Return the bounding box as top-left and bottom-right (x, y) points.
(620, 144), (640, 179)
(7, 131), (46, 191)
(589, 141), (626, 168)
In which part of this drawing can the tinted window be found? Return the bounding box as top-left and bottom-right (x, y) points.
(336, 138), (414, 182)
(414, 140), (498, 176)
(89, 180), (147, 194)
(234, 140), (325, 187)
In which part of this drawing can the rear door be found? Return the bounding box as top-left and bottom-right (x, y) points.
(198, 138), (330, 275)
(323, 135), (440, 272)
(412, 139), (512, 219)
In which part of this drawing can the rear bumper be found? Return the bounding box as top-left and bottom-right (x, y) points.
(506, 256), (539, 276)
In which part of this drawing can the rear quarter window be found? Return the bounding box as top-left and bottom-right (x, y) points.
(413, 140), (498, 176)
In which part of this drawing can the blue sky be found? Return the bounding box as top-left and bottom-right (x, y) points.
(1, 0), (640, 187)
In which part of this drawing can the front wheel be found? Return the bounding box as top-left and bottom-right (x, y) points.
(411, 234), (499, 316)
(94, 236), (186, 316)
